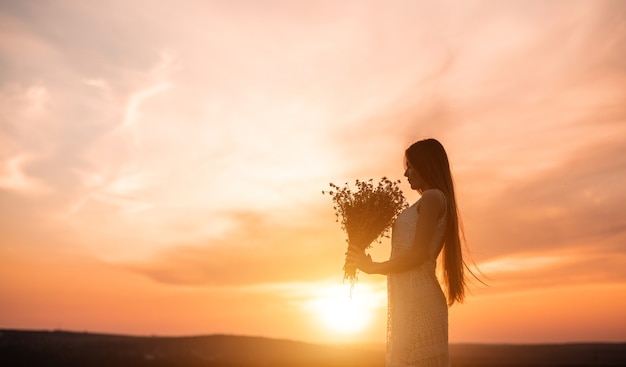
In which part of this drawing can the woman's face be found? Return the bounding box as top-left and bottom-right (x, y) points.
(404, 159), (425, 192)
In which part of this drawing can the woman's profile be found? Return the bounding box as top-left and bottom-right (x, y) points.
(347, 138), (469, 367)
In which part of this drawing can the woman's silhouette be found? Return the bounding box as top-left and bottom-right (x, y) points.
(347, 138), (468, 367)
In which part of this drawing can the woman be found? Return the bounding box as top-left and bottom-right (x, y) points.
(347, 138), (467, 367)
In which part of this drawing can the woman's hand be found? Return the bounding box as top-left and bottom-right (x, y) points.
(345, 247), (376, 274)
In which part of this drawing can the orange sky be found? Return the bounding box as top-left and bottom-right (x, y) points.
(1, 0), (626, 344)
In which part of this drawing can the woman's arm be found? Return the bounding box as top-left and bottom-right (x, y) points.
(347, 189), (445, 275)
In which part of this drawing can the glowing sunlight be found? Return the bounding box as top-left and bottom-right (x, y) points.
(305, 283), (383, 334)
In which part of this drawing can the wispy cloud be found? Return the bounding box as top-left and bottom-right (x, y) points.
(120, 51), (176, 129)
(119, 209), (346, 286)
(0, 154), (52, 195)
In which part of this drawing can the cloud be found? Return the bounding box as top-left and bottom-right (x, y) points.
(460, 133), (626, 296)
(476, 250), (626, 293)
(0, 154), (52, 195)
(119, 210), (346, 287)
(0, 83), (57, 196)
(479, 135), (626, 255)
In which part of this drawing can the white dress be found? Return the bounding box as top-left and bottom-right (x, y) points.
(386, 189), (450, 367)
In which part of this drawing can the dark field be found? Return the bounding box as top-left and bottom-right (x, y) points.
(1, 329), (624, 367)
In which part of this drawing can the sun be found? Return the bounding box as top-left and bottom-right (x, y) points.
(306, 284), (382, 334)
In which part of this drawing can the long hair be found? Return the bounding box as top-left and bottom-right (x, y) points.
(405, 138), (467, 305)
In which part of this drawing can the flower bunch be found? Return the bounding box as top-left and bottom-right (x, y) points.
(323, 177), (408, 288)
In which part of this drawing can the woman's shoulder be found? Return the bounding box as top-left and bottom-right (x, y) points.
(418, 189), (446, 216)
(421, 188), (446, 203)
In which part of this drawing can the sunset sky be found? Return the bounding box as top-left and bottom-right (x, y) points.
(1, 0), (626, 345)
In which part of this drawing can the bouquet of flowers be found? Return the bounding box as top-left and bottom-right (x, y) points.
(323, 177), (408, 289)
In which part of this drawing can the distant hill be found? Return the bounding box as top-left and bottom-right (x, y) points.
(0, 329), (382, 367)
(1, 329), (624, 367)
